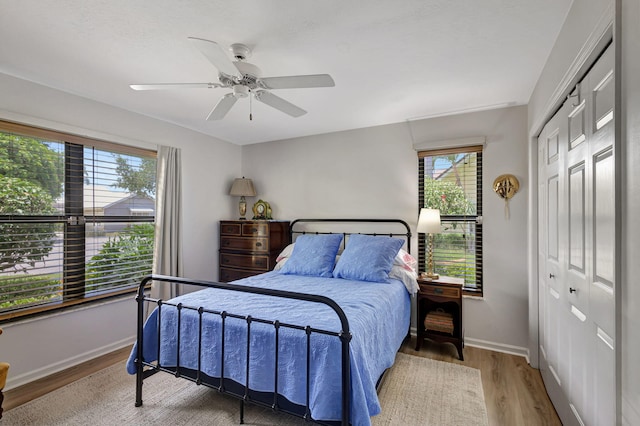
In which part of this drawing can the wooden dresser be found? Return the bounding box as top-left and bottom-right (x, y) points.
(219, 220), (290, 282)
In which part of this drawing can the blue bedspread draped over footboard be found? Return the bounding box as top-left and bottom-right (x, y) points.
(127, 272), (411, 426)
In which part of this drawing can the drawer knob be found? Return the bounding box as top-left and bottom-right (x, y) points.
(255, 242), (262, 247)
(251, 228), (258, 233)
(434, 288), (443, 294)
(223, 240), (230, 246)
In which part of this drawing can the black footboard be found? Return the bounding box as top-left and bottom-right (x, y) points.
(134, 274), (352, 425)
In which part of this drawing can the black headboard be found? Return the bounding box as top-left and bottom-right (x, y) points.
(289, 218), (412, 254)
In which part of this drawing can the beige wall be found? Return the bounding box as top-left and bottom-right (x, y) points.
(243, 105), (531, 356)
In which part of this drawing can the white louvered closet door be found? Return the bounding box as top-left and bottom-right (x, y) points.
(537, 43), (615, 426)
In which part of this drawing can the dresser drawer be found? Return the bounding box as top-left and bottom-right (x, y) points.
(420, 284), (461, 299)
(220, 267), (259, 282)
(220, 253), (270, 271)
(241, 222), (268, 237)
(220, 236), (269, 252)
(220, 222), (242, 236)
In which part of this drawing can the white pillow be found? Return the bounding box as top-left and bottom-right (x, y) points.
(276, 243), (295, 262)
(389, 265), (419, 294)
(395, 249), (417, 273)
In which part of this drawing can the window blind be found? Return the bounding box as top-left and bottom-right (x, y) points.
(418, 146), (483, 293)
(0, 121), (156, 320)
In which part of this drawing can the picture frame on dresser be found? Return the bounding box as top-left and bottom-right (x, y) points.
(219, 220), (290, 282)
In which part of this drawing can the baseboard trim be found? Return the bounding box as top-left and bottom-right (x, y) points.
(6, 336), (134, 390)
(410, 328), (531, 363)
(464, 337), (530, 364)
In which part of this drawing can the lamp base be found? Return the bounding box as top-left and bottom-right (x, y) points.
(238, 197), (247, 220)
(420, 272), (440, 281)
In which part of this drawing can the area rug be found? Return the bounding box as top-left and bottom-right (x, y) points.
(3, 352), (488, 425)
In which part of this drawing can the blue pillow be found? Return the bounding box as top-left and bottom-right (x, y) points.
(333, 234), (404, 283)
(279, 234), (343, 277)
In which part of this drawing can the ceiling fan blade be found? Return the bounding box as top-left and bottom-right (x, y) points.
(130, 83), (222, 90)
(259, 74), (335, 90)
(207, 93), (238, 120)
(188, 37), (241, 78)
(254, 90), (306, 117)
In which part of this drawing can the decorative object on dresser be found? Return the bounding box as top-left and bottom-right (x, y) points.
(417, 208), (441, 280)
(252, 199), (272, 220)
(219, 220), (289, 282)
(415, 276), (464, 360)
(228, 177), (256, 220)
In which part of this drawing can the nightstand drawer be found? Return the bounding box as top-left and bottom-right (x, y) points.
(220, 236), (269, 252)
(220, 253), (270, 270)
(420, 285), (461, 299)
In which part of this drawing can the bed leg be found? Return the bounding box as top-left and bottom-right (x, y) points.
(239, 400), (245, 424)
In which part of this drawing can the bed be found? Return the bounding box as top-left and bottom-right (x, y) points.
(127, 219), (417, 426)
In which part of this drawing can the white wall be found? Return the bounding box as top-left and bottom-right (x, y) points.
(0, 73), (241, 390)
(242, 105), (531, 355)
(620, 1), (640, 423)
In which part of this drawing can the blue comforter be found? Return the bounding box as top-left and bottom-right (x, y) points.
(126, 272), (410, 425)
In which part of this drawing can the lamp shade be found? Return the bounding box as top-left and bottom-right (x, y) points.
(229, 177), (256, 197)
(417, 208), (441, 234)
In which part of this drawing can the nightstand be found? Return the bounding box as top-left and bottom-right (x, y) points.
(415, 276), (464, 360)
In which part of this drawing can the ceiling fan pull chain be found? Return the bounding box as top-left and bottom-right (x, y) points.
(249, 91), (253, 121)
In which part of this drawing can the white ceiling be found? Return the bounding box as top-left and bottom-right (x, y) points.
(0, 1), (573, 145)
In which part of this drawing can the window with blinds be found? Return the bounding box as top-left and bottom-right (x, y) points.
(418, 146), (483, 293)
(0, 121), (156, 320)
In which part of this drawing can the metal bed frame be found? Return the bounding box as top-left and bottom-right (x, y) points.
(133, 218), (411, 425)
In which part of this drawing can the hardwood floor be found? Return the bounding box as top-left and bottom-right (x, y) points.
(3, 346), (131, 412)
(402, 338), (561, 426)
(5, 340), (560, 425)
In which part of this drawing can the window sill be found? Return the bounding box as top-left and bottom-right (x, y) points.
(0, 288), (141, 325)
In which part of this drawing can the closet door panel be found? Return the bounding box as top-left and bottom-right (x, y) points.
(593, 148), (615, 287)
(593, 326), (615, 425)
(568, 311), (589, 426)
(591, 146), (615, 339)
(567, 161), (589, 312)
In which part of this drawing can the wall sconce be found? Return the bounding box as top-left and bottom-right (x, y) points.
(229, 177), (256, 220)
(417, 208), (441, 280)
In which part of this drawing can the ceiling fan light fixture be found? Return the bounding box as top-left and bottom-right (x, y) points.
(233, 85), (249, 98)
(230, 43), (251, 60)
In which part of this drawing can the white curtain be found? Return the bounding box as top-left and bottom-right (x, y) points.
(151, 145), (183, 300)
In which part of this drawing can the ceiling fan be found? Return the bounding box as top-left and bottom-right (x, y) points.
(130, 37), (335, 120)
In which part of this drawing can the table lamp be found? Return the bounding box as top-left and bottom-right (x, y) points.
(229, 177), (256, 220)
(417, 208), (441, 280)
